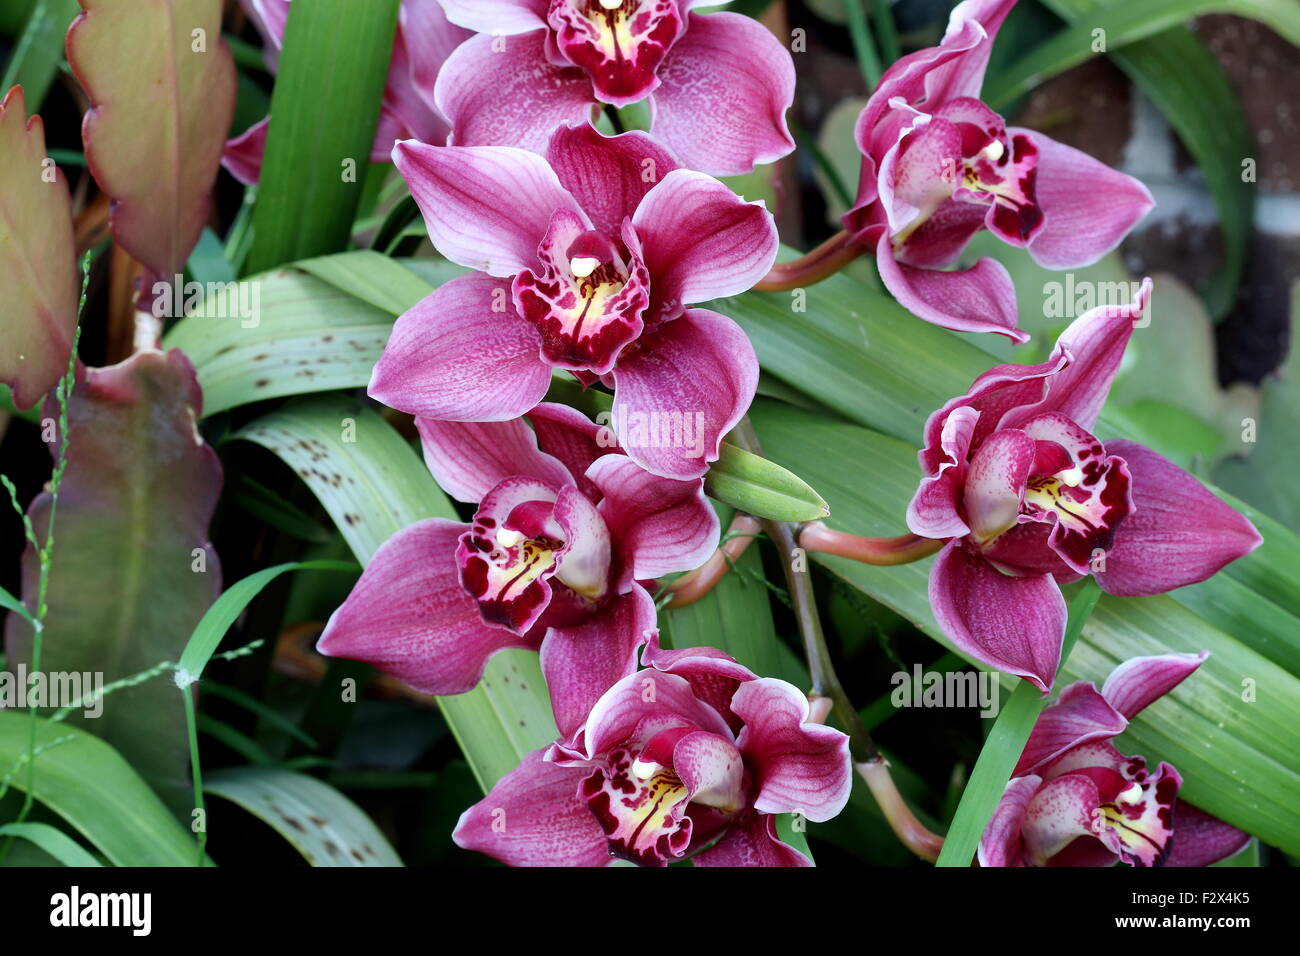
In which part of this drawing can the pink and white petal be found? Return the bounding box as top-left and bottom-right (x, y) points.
(393, 137), (583, 276)
(610, 309), (758, 480)
(731, 679), (852, 823)
(876, 233), (1027, 341)
(437, 0), (550, 34)
(963, 427), (1034, 544)
(1096, 761), (1182, 867)
(434, 32), (594, 155)
(546, 123), (680, 240)
(1004, 279), (1152, 433)
(977, 774), (1041, 867)
(908, 404), (978, 539)
(368, 274), (550, 421)
(552, 484), (613, 601)
(222, 117), (268, 186)
(648, 11), (795, 176)
(452, 748), (611, 867)
(673, 730), (746, 812)
(528, 402), (616, 497)
(402, 0), (474, 113)
(540, 586), (657, 739)
(582, 667), (733, 760)
(1101, 651), (1209, 721)
(1018, 129), (1155, 270)
(1021, 772), (1103, 866)
(632, 169), (778, 320)
(929, 541), (1066, 693)
(316, 519), (539, 694)
(1165, 802), (1252, 867)
(980, 520), (1083, 581)
(585, 454), (718, 586)
(1013, 681), (1127, 778)
(642, 635), (756, 731)
(923, 0), (1018, 104)
(415, 417), (572, 504)
(1094, 440), (1262, 597)
(691, 812), (812, 867)
(882, 116), (962, 234)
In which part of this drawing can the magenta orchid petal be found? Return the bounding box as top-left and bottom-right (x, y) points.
(581, 669), (733, 761)
(452, 748), (612, 867)
(929, 540), (1066, 693)
(1101, 650), (1209, 721)
(642, 636), (758, 731)
(221, 118), (268, 186)
(922, 0), (1018, 104)
(402, 0), (474, 116)
(672, 730), (746, 812)
(549, 0), (685, 107)
(632, 168), (779, 322)
(876, 233), (1027, 341)
(907, 405), (978, 539)
(1020, 772), (1101, 866)
(963, 427), (1035, 544)
(731, 678), (852, 822)
(1165, 802), (1252, 867)
(526, 402), (618, 496)
(691, 812), (812, 867)
(438, 0), (550, 35)
(1094, 440), (1263, 597)
(368, 273), (550, 421)
(585, 454), (719, 587)
(610, 308), (758, 480)
(1013, 681), (1128, 778)
(546, 123), (681, 240)
(978, 774), (1041, 867)
(1095, 760), (1181, 867)
(316, 519), (539, 695)
(1018, 129), (1155, 270)
(540, 586), (656, 739)
(415, 417), (572, 504)
(551, 484), (614, 602)
(648, 11), (795, 176)
(392, 139), (584, 276)
(433, 32), (594, 154)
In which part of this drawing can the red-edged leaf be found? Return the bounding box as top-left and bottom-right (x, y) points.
(0, 85), (78, 411)
(68, 0), (236, 278)
(4, 349), (223, 813)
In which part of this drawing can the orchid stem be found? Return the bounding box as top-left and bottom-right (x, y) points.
(663, 514), (763, 609)
(858, 758), (944, 862)
(799, 522), (944, 566)
(753, 230), (865, 292)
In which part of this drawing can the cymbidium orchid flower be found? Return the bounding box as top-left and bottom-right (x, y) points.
(908, 280), (1261, 692)
(453, 639), (852, 866)
(980, 652), (1250, 867)
(842, 0), (1154, 339)
(222, 0), (470, 184)
(434, 0), (796, 176)
(316, 405), (719, 737)
(372, 122), (776, 480)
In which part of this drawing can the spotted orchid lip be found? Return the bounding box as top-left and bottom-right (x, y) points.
(547, 0), (685, 107)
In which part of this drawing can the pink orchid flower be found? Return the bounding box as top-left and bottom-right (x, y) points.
(372, 122), (776, 480)
(434, 0), (796, 176)
(222, 0), (471, 184)
(316, 405), (720, 737)
(843, 0), (1154, 340)
(907, 280), (1261, 692)
(981, 652), (1250, 867)
(454, 639), (851, 866)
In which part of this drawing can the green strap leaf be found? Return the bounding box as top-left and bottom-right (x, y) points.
(0, 822), (102, 867)
(704, 442), (830, 522)
(935, 582), (1101, 867)
(205, 766), (402, 866)
(245, 0), (400, 273)
(0, 0), (81, 113)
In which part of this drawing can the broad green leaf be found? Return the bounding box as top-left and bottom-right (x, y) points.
(245, 0), (400, 273)
(68, 0), (236, 278)
(0, 85), (78, 410)
(296, 250), (436, 317)
(0, 822), (101, 867)
(234, 395), (558, 790)
(0, 713), (205, 865)
(205, 766), (401, 866)
(749, 401), (1300, 855)
(704, 443), (829, 522)
(0, 0), (81, 112)
(936, 583), (1101, 866)
(4, 350), (222, 814)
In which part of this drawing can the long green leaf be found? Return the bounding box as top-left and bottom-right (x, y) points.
(936, 582), (1101, 866)
(0, 0), (80, 112)
(205, 766), (402, 866)
(0, 713), (205, 865)
(234, 395), (558, 790)
(0, 822), (101, 867)
(245, 0), (399, 273)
